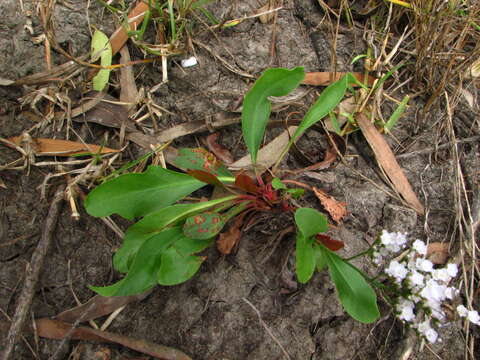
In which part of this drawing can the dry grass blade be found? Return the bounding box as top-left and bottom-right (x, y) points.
(356, 113), (424, 214)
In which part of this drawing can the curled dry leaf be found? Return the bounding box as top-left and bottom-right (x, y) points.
(312, 187), (347, 224)
(217, 213), (246, 254)
(6, 135), (118, 157)
(206, 133), (234, 164)
(426, 242), (449, 265)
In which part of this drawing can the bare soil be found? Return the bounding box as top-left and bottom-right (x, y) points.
(0, 0), (478, 359)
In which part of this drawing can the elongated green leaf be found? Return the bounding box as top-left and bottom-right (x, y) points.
(172, 148), (233, 177)
(384, 95), (409, 132)
(85, 166), (204, 220)
(323, 248), (379, 323)
(290, 73), (352, 144)
(242, 67), (305, 163)
(294, 208), (328, 238)
(91, 29), (112, 91)
(314, 244), (327, 271)
(183, 211), (225, 240)
(296, 234), (316, 283)
(113, 195), (236, 272)
(90, 227), (183, 297)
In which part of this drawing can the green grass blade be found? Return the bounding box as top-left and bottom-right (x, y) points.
(384, 95), (409, 132)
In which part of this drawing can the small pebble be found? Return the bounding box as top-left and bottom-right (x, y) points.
(181, 56), (198, 68)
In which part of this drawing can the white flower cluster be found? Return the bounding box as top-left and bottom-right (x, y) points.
(374, 231), (480, 344)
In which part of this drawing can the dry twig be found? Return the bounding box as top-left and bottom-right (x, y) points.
(1, 185), (65, 360)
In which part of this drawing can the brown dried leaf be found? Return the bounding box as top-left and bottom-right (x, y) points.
(230, 126), (298, 171)
(313, 187), (347, 224)
(56, 291), (151, 323)
(217, 214), (246, 254)
(6, 136), (118, 157)
(73, 92), (135, 131)
(356, 113), (424, 215)
(427, 242), (449, 265)
(109, 2), (150, 56)
(206, 133), (234, 164)
(303, 72), (376, 87)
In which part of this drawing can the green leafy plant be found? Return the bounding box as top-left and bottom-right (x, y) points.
(85, 66), (379, 323)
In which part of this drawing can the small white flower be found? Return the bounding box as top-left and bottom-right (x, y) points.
(412, 239), (427, 255)
(420, 279), (447, 304)
(385, 260), (408, 283)
(457, 305), (468, 317)
(397, 300), (416, 322)
(467, 310), (480, 325)
(380, 231), (407, 252)
(446, 263), (458, 277)
(444, 287), (458, 300)
(416, 258), (434, 273)
(425, 328), (439, 343)
(433, 268), (452, 283)
(409, 271), (425, 287)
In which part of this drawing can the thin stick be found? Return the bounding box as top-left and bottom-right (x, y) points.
(242, 298), (291, 360)
(1, 185), (65, 360)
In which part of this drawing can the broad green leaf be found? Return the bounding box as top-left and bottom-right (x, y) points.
(113, 195), (236, 272)
(172, 148), (233, 177)
(90, 227), (183, 297)
(294, 208), (328, 238)
(157, 234), (212, 286)
(296, 233), (316, 283)
(85, 166), (204, 220)
(91, 29), (112, 91)
(158, 250), (204, 286)
(384, 95), (409, 132)
(242, 67), (305, 163)
(323, 248), (380, 323)
(290, 73), (352, 144)
(271, 177), (287, 190)
(183, 211), (225, 240)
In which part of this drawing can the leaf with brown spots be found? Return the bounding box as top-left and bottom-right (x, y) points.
(183, 211), (225, 240)
(313, 187), (347, 224)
